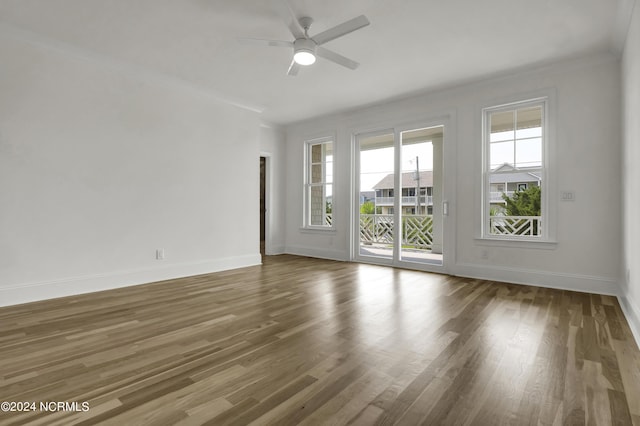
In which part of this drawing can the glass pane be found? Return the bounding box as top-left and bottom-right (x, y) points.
(490, 110), (514, 134)
(399, 126), (443, 265)
(515, 126), (542, 139)
(490, 130), (515, 143)
(325, 160), (333, 184)
(324, 142), (333, 157)
(311, 144), (322, 163)
(490, 141), (514, 168)
(358, 133), (394, 260)
(516, 106), (542, 130)
(311, 164), (322, 183)
(515, 138), (542, 167)
(309, 185), (325, 225)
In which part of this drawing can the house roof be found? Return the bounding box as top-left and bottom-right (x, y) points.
(373, 165), (540, 189)
(492, 163), (540, 173)
(373, 171), (433, 190)
(490, 172), (541, 184)
(490, 163), (541, 184)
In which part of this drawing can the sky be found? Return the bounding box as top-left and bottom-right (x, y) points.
(489, 127), (542, 169)
(358, 127), (542, 192)
(326, 124), (542, 198)
(359, 142), (434, 192)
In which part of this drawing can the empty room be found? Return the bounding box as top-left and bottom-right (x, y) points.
(1, 0), (640, 424)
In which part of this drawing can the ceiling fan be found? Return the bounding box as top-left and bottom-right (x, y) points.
(239, 1), (370, 76)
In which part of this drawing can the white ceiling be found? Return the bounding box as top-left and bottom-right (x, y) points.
(0, 0), (631, 125)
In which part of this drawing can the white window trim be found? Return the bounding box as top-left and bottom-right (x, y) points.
(302, 135), (335, 231)
(480, 91), (557, 244)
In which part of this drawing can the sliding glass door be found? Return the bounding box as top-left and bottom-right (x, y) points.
(357, 131), (395, 261)
(355, 125), (445, 268)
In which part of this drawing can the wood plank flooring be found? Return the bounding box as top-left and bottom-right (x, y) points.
(1, 255), (639, 425)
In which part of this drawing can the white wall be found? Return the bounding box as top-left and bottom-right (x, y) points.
(621, 0), (640, 342)
(259, 124), (286, 254)
(285, 53), (622, 295)
(0, 33), (262, 306)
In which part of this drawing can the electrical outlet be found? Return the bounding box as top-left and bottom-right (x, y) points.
(561, 191), (575, 201)
(156, 249), (165, 260)
(481, 249), (489, 260)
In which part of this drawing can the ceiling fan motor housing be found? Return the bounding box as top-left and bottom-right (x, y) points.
(293, 38), (317, 65)
(294, 38), (317, 55)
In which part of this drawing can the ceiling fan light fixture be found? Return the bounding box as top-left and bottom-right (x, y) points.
(239, 7), (369, 75)
(293, 50), (316, 65)
(293, 38), (317, 65)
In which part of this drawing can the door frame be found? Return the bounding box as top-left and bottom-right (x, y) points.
(259, 153), (271, 256)
(351, 114), (456, 274)
(352, 128), (396, 268)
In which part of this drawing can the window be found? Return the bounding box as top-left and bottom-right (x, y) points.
(304, 138), (333, 228)
(483, 98), (547, 239)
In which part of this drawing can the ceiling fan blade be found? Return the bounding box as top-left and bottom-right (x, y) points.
(317, 47), (359, 70)
(273, 0), (305, 39)
(287, 59), (300, 76)
(237, 38), (293, 48)
(312, 15), (370, 46)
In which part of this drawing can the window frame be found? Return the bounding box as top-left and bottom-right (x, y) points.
(481, 96), (553, 242)
(303, 136), (335, 230)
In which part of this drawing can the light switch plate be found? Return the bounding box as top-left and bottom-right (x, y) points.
(561, 191), (575, 201)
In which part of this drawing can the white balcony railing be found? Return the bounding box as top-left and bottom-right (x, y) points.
(375, 196), (433, 206)
(490, 191), (515, 202)
(489, 216), (542, 236)
(359, 214), (433, 249)
(347, 213), (540, 247)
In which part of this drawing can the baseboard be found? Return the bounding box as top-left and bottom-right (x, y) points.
(284, 245), (348, 262)
(618, 295), (640, 349)
(0, 254), (262, 308)
(453, 262), (619, 296)
(265, 245), (286, 255)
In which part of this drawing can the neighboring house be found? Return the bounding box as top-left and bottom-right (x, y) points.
(371, 164), (540, 215)
(489, 163), (541, 206)
(359, 191), (375, 205)
(372, 171), (433, 215)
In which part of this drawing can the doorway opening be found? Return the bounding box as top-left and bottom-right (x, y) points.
(354, 125), (445, 267)
(260, 156), (266, 257)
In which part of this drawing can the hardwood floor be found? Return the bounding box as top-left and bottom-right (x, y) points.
(1, 255), (639, 425)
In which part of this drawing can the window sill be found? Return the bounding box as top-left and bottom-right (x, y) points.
(300, 227), (337, 234)
(475, 237), (557, 250)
